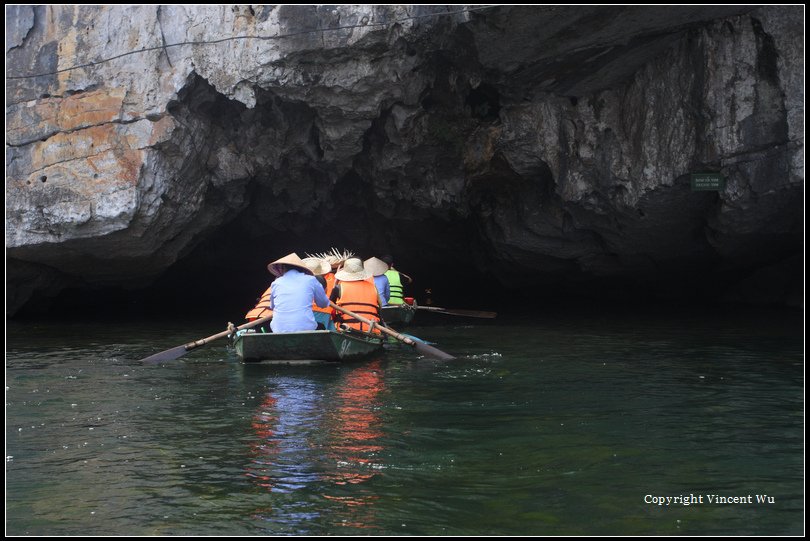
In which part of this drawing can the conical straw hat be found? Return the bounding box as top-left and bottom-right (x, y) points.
(267, 252), (312, 277)
(363, 257), (390, 277)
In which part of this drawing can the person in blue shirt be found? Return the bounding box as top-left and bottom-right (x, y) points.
(363, 256), (391, 306)
(267, 253), (330, 333)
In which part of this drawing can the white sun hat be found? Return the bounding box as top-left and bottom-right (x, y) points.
(334, 257), (372, 281)
(302, 257), (331, 276)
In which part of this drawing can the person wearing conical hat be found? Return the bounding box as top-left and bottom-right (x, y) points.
(364, 257), (391, 307)
(266, 252), (330, 333)
(302, 256), (336, 331)
(330, 258), (382, 334)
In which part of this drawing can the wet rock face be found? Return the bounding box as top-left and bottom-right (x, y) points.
(5, 5), (803, 314)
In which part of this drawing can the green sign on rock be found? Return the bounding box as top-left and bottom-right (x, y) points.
(691, 172), (724, 191)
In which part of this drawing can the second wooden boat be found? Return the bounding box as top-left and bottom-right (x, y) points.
(380, 304), (416, 326)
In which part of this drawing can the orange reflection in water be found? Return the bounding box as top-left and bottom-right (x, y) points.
(244, 392), (279, 489)
(327, 360), (385, 483)
(323, 360), (387, 528)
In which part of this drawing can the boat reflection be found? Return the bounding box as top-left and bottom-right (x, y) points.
(324, 360), (386, 485)
(245, 377), (323, 492)
(245, 361), (387, 531)
(322, 360), (386, 529)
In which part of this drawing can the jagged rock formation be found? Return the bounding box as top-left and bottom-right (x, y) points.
(5, 5), (804, 315)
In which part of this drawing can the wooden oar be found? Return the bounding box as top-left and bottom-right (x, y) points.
(330, 302), (455, 360)
(139, 314), (273, 364)
(416, 306), (497, 318)
(379, 321), (434, 345)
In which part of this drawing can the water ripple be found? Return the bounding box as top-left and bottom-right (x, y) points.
(6, 312), (804, 535)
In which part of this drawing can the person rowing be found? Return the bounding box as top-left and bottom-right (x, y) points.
(266, 253), (329, 333)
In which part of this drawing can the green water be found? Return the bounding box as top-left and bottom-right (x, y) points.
(5, 309), (804, 535)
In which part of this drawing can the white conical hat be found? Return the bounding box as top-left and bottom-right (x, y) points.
(334, 258), (372, 282)
(363, 257), (389, 277)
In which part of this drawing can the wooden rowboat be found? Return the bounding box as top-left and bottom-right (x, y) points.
(233, 329), (384, 363)
(380, 303), (416, 326)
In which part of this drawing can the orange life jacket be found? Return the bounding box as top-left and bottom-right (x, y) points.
(313, 273), (336, 314)
(245, 286), (273, 321)
(333, 279), (381, 334)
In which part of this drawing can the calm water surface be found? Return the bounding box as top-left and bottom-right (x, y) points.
(6, 309), (804, 535)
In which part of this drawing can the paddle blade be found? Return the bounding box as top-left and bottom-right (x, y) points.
(140, 345), (189, 364)
(412, 340), (456, 361)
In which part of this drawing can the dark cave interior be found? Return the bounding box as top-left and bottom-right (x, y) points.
(13, 205), (802, 322)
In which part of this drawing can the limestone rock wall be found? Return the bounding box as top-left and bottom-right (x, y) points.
(5, 5), (803, 313)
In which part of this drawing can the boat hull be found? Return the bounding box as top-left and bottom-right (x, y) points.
(233, 330), (384, 363)
(381, 304), (416, 326)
